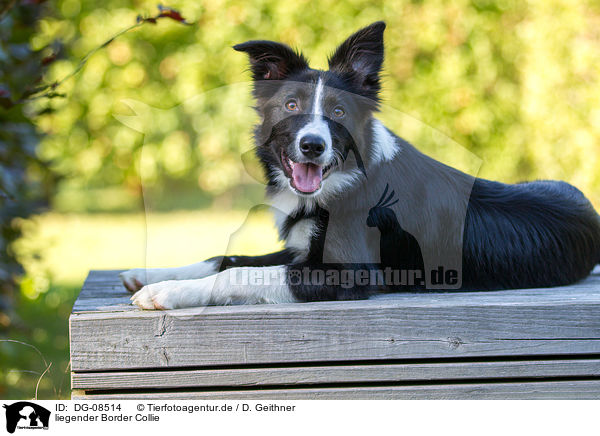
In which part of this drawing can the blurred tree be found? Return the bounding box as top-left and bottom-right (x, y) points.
(0, 1), (56, 330)
(0, 1), (191, 330)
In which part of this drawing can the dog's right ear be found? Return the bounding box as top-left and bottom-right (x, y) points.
(233, 41), (309, 81)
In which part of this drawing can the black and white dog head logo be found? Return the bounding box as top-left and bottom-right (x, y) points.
(2, 402), (50, 434)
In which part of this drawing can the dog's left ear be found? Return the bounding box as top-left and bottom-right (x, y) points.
(233, 40), (309, 81)
(328, 21), (386, 100)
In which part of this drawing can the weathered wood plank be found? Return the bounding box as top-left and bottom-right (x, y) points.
(70, 304), (600, 371)
(71, 359), (600, 390)
(71, 380), (600, 400)
(70, 268), (600, 371)
(72, 267), (600, 314)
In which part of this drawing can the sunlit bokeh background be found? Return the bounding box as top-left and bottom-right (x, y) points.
(2, 0), (600, 398)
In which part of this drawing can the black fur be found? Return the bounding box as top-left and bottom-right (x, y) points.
(328, 21), (386, 104)
(232, 40), (309, 81)
(210, 250), (297, 272)
(461, 179), (600, 289)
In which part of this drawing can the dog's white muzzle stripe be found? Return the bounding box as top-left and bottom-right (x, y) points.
(294, 77), (333, 162)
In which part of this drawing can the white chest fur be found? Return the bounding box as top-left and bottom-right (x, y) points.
(269, 190), (316, 260)
(285, 218), (316, 258)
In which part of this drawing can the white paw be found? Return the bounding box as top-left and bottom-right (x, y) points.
(130, 279), (214, 310)
(131, 281), (180, 310)
(120, 268), (149, 292)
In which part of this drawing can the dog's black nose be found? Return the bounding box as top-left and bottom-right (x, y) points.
(299, 134), (325, 158)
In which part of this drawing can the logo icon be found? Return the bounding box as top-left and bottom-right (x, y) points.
(2, 402), (50, 434)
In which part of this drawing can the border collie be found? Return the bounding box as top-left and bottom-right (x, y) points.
(122, 22), (600, 310)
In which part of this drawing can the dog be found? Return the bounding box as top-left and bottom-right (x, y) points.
(122, 22), (600, 310)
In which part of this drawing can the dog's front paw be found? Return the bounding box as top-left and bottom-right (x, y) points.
(131, 279), (213, 310)
(120, 269), (148, 292)
(131, 281), (178, 310)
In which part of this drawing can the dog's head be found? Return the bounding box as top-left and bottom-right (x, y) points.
(234, 22), (386, 199)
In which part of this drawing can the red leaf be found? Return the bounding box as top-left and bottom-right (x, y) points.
(41, 54), (57, 66)
(156, 5), (188, 23)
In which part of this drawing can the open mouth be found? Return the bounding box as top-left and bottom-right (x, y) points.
(281, 149), (335, 194)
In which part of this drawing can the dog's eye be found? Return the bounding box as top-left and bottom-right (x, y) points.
(333, 106), (345, 118)
(285, 100), (298, 111)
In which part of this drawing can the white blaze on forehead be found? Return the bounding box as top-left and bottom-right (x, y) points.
(312, 77), (325, 116)
(295, 77), (332, 160)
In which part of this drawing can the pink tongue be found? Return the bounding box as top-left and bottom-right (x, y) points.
(291, 162), (323, 193)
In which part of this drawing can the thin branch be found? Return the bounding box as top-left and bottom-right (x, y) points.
(0, 339), (49, 368)
(1, 339), (57, 397)
(57, 359), (71, 399)
(7, 370), (43, 376)
(19, 4), (193, 104)
(34, 362), (52, 400)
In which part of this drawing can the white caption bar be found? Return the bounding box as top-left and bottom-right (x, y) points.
(0, 400), (597, 436)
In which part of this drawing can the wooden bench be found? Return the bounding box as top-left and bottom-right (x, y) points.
(70, 267), (600, 399)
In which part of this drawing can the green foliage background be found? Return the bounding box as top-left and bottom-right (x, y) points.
(2, 0), (600, 399)
(33, 0), (600, 211)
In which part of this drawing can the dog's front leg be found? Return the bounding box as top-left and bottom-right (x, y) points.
(120, 249), (296, 292)
(120, 260), (220, 292)
(131, 265), (298, 310)
(131, 263), (381, 309)
(285, 263), (380, 302)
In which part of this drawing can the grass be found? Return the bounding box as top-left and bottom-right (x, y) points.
(1, 209), (281, 399)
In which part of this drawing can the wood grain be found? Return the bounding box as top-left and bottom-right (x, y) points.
(70, 268), (600, 371)
(71, 359), (600, 390)
(71, 380), (600, 400)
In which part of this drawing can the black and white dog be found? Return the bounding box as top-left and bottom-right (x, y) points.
(122, 22), (600, 310)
